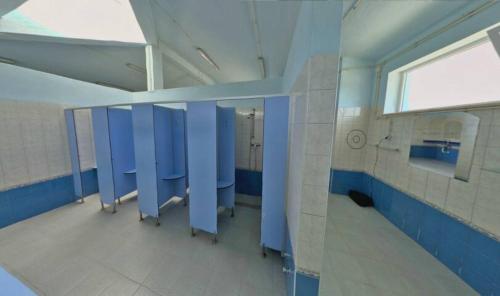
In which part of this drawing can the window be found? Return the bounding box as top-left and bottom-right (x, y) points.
(401, 39), (500, 111)
(386, 26), (500, 113)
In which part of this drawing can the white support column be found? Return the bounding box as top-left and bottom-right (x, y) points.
(145, 44), (164, 91)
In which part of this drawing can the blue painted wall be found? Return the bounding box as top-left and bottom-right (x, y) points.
(329, 169), (500, 295)
(235, 168), (262, 196)
(283, 0), (343, 91)
(0, 168), (98, 229)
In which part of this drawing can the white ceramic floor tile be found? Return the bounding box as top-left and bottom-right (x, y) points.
(0, 194), (284, 296)
(320, 194), (478, 296)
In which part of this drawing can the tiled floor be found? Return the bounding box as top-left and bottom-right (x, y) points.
(0, 194), (284, 296)
(320, 194), (478, 296)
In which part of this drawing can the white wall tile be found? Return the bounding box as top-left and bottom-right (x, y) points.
(408, 167), (428, 198)
(424, 173), (450, 208)
(307, 90), (336, 124)
(303, 154), (331, 186)
(301, 185), (329, 217)
(305, 124), (333, 156)
(445, 179), (477, 221)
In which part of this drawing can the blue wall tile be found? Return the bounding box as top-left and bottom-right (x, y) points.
(295, 272), (320, 296)
(329, 169), (500, 294)
(235, 168), (262, 196)
(81, 169), (99, 197)
(410, 145), (459, 164)
(0, 169), (98, 229)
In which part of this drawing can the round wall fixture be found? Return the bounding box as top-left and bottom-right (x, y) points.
(346, 129), (366, 149)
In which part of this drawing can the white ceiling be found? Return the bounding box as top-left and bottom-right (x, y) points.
(148, 0), (301, 83)
(341, 0), (471, 62)
(0, 34), (207, 91)
(0, 0), (486, 92)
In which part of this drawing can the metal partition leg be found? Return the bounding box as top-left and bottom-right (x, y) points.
(100, 200), (104, 211)
(112, 201), (117, 214)
(139, 211), (144, 221)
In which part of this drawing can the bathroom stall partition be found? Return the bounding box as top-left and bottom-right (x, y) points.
(64, 109), (84, 202)
(186, 101), (235, 242)
(132, 104), (187, 226)
(261, 96), (289, 255)
(92, 107), (137, 213)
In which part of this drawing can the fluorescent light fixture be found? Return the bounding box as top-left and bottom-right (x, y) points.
(126, 63), (146, 74)
(95, 81), (133, 92)
(258, 56), (265, 79)
(0, 56), (16, 65)
(196, 48), (219, 70)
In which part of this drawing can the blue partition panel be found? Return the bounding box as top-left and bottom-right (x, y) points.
(92, 107), (115, 204)
(132, 104), (159, 217)
(108, 108), (136, 198)
(154, 106), (174, 207)
(170, 109), (187, 198)
(187, 101), (217, 234)
(261, 96), (289, 252)
(216, 107), (235, 209)
(0, 267), (36, 295)
(64, 109), (82, 198)
(155, 107), (187, 205)
(133, 105), (187, 218)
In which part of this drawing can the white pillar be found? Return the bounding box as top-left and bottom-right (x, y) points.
(145, 44), (164, 91)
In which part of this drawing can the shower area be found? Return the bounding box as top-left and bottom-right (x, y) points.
(235, 106), (264, 202)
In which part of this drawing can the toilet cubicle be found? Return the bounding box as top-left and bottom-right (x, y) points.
(132, 104), (187, 226)
(92, 107), (137, 213)
(186, 101), (235, 242)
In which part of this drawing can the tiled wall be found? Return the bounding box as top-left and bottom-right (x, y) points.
(286, 52), (340, 296)
(235, 108), (263, 196)
(235, 108), (263, 172)
(0, 99), (71, 190)
(361, 108), (500, 239)
(332, 104), (500, 238)
(331, 107), (369, 172)
(0, 169), (98, 228)
(0, 100), (98, 228)
(330, 170), (500, 295)
(331, 106), (500, 294)
(74, 109), (96, 171)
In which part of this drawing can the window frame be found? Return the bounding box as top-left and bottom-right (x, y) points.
(384, 29), (500, 115)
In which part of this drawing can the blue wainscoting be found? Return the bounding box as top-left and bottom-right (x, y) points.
(295, 272), (320, 296)
(329, 169), (500, 295)
(0, 168), (98, 229)
(81, 168), (99, 197)
(235, 168), (262, 196)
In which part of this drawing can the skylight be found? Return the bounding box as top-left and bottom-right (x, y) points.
(3, 0), (146, 43)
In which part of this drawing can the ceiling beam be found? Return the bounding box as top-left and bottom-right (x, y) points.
(0, 32), (145, 47)
(0, 0), (27, 17)
(129, 0), (158, 45)
(130, 0), (214, 85)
